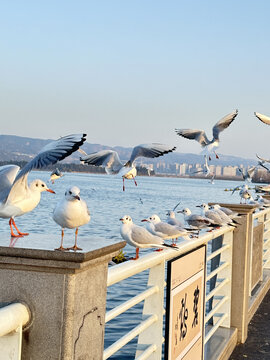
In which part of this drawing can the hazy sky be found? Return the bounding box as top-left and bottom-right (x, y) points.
(1, 1), (270, 159)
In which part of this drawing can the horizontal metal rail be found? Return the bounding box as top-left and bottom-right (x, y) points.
(136, 344), (157, 360)
(253, 208), (270, 220)
(0, 303), (30, 337)
(105, 286), (159, 323)
(205, 296), (229, 323)
(207, 244), (230, 262)
(206, 261), (229, 282)
(103, 314), (158, 360)
(204, 313), (228, 344)
(206, 278), (229, 303)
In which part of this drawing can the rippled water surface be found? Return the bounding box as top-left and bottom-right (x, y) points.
(0, 171), (248, 359)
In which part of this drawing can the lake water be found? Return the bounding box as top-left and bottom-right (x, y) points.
(0, 171), (251, 359)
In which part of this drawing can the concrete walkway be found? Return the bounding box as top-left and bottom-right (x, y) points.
(230, 289), (270, 360)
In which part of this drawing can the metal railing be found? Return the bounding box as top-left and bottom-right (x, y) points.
(104, 226), (234, 360)
(0, 303), (30, 360)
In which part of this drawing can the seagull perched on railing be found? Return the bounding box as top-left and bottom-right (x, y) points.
(175, 109), (238, 160)
(120, 215), (178, 260)
(177, 208), (219, 230)
(80, 143), (176, 191)
(53, 186), (90, 251)
(232, 184), (252, 204)
(0, 134), (87, 237)
(255, 195), (270, 208)
(141, 214), (193, 244)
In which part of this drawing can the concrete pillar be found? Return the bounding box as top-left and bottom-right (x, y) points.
(0, 239), (125, 360)
(209, 203), (257, 343)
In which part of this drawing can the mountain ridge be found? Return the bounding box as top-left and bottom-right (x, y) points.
(0, 134), (257, 167)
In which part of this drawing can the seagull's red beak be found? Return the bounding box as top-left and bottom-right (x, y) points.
(46, 188), (55, 194)
(141, 219), (148, 222)
(119, 218), (123, 221)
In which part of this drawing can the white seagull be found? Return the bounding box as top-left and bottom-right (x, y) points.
(178, 208), (219, 230)
(120, 215), (177, 260)
(0, 133), (87, 237)
(80, 143), (176, 191)
(237, 166), (257, 183)
(50, 168), (64, 184)
(141, 214), (192, 243)
(166, 210), (184, 227)
(254, 112), (270, 125)
(175, 109), (238, 160)
(53, 186), (90, 251)
(232, 184), (252, 204)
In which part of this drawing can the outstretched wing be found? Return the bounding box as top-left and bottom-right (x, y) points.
(127, 143), (176, 166)
(247, 166), (256, 177)
(254, 112), (270, 125)
(175, 129), (210, 147)
(0, 165), (20, 202)
(80, 150), (124, 174)
(256, 154), (270, 163)
(212, 109), (238, 140)
(15, 134), (87, 182)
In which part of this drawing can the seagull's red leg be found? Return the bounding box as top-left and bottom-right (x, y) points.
(132, 176), (138, 186)
(215, 152), (219, 159)
(123, 178), (125, 191)
(155, 248), (163, 252)
(10, 218), (28, 237)
(67, 228), (82, 251)
(55, 229), (67, 251)
(130, 247), (139, 260)
(209, 156), (211, 161)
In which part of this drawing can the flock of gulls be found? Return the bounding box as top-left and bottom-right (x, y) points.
(1, 110), (270, 258)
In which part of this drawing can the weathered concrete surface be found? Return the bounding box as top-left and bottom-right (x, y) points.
(230, 289), (270, 360)
(0, 237), (126, 360)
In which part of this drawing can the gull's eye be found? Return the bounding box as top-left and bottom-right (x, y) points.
(42, 184), (45, 187)
(69, 191), (72, 195)
(36, 183), (38, 187)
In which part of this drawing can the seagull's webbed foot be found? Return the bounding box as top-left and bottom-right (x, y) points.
(154, 248), (163, 252)
(67, 245), (82, 251)
(55, 245), (68, 251)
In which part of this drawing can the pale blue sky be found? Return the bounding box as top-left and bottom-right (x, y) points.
(1, 1), (270, 158)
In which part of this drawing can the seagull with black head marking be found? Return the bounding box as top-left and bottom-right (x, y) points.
(0, 133), (87, 237)
(80, 143), (176, 191)
(175, 109), (238, 160)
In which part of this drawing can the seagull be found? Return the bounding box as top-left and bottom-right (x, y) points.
(232, 184), (252, 204)
(119, 215), (177, 260)
(237, 166), (256, 183)
(80, 143), (176, 191)
(166, 210), (184, 227)
(177, 207), (219, 230)
(53, 186), (90, 251)
(254, 112), (270, 125)
(0, 133), (87, 237)
(175, 109), (238, 160)
(50, 168), (63, 184)
(209, 204), (240, 226)
(141, 214), (192, 243)
(255, 195), (270, 208)
(191, 156), (211, 176)
(211, 204), (239, 219)
(196, 203), (235, 227)
(256, 154), (270, 173)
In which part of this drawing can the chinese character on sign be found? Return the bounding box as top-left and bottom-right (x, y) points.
(179, 293), (188, 341)
(192, 285), (200, 328)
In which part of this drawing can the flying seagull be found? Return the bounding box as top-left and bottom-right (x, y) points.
(175, 109), (238, 160)
(254, 112), (270, 125)
(80, 143), (176, 191)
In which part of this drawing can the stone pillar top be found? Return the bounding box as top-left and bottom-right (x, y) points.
(0, 233), (126, 273)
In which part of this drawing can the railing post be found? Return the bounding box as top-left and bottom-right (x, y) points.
(136, 260), (165, 359)
(211, 203), (257, 343)
(0, 238), (125, 360)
